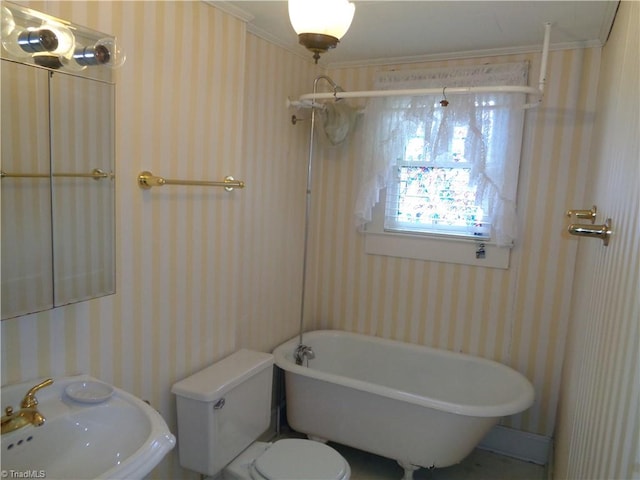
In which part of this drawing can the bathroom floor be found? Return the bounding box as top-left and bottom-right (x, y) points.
(275, 430), (545, 480)
(330, 442), (547, 480)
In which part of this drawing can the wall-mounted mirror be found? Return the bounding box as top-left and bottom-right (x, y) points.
(1, 2), (120, 319)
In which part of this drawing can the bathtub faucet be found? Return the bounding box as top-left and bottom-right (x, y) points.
(294, 344), (315, 366)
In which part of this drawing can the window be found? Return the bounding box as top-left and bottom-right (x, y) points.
(385, 122), (490, 239)
(357, 63), (528, 268)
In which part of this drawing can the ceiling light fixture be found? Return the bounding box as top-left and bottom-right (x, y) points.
(288, 0), (355, 64)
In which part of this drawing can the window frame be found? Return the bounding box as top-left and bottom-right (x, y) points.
(358, 63), (529, 269)
(364, 107), (513, 269)
(364, 187), (511, 269)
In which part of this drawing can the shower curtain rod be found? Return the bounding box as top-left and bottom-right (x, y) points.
(288, 23), (551, 110)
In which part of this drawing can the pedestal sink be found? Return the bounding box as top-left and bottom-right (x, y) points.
(1, 375), (176, 479)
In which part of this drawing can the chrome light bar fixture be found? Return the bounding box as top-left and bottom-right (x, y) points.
(1, 1), (125, 73)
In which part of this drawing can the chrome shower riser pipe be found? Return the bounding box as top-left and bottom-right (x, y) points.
(298, 75), (341, 348)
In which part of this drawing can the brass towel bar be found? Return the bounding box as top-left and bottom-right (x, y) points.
(137, 171), (245, 192)
(0, 168), (113, 180)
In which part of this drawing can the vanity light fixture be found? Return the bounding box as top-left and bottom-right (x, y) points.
(3, 22), (74, 61)
(2, 4), (74, 65)
(66, 37), (126, 71)
(1, 2), (125, 72)
(288, 0), (355, 64)
(1, 6), (15, 39)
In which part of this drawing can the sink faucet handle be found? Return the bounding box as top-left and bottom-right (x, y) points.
(21, 378), (53, 409)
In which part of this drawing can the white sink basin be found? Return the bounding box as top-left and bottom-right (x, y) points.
(1, 375), (175, 480)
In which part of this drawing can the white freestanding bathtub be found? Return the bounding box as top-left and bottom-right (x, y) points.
(273, 330), (534, 480)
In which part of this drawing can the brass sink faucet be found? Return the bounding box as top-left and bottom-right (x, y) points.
(1, 378), (53, 434)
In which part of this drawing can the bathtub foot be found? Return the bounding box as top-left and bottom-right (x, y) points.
(397, 461), (420, 480)
(307, 435), (328, 444)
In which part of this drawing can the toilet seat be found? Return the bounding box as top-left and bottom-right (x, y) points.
(250, 439), (350, 480)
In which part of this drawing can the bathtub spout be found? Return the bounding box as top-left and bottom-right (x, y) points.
(294, 344), (315, 366)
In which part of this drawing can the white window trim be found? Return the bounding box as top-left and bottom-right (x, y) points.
(364, 189), (512, 269)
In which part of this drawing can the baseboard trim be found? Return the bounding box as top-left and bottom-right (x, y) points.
(478, 425), (551, 465)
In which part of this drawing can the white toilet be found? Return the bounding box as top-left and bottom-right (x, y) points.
(171, 349), (351, 480)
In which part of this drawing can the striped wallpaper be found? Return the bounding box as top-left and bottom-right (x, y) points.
(1, 2), (637, 479)
(307, 47), (601, 437)
(1, 2), (315, 478)
(554, 2), (640, 478)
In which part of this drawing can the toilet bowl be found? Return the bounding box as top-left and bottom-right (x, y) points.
(171, 349), (351, 480)
(224, 439), (350, 480)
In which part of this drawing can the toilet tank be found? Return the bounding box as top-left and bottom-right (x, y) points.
(171, 349), (274, 476)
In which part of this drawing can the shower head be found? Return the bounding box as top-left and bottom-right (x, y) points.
(313, 75), (345, 102)
(314, 74), (338, 90)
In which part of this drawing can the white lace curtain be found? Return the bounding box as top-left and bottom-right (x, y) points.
(354, 62), (528, 246)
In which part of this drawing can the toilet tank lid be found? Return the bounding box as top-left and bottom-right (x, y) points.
(171, 349), (274, 402)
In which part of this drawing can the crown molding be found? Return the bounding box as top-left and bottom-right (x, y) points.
(325, 39), (606, 70)
(203, 1), (254, 23)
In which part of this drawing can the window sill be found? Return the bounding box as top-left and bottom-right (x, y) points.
(364, 231), (511, 269)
